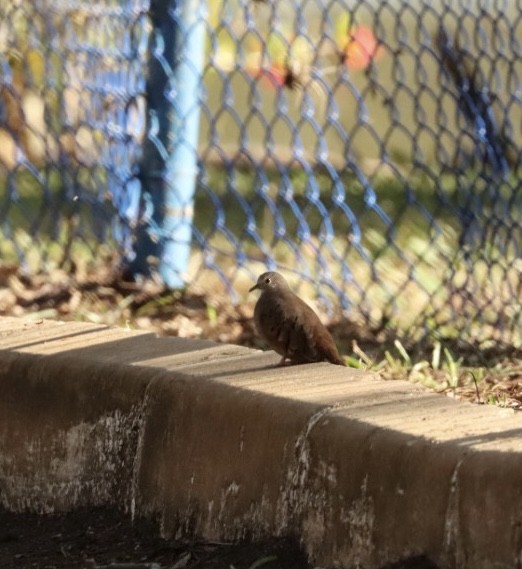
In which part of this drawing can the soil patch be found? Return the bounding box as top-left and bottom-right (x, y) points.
(0, 507), (310, 569)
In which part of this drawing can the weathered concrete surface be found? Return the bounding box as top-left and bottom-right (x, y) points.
(0, 317), (521, 569)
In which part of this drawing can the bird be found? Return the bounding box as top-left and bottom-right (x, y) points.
(249, 271), (345, 366)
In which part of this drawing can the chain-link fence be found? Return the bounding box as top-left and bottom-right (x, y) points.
(0, 0), (521, 350)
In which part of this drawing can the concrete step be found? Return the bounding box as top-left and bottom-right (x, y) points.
(0, 317), (520, 569)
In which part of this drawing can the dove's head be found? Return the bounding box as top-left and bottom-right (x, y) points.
(249, 271), (290, 293)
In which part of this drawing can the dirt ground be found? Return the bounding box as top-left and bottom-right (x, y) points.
(0, 508), (310, 569)
(0, 508), (440, 569)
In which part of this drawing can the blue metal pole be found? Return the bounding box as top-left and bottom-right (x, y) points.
(129, 0), (206, 287)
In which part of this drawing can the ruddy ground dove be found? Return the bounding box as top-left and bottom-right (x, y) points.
(249, 271), (345, 366)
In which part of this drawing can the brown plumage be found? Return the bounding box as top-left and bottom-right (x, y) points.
(249, 271), (345, 366)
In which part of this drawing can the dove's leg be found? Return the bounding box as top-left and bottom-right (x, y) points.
(277, 355), (288, 366)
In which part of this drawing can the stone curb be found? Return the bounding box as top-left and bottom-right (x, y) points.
(0, 317), (521, 569)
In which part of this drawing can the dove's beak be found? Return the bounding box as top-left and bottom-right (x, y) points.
(249, 283), (259, 293)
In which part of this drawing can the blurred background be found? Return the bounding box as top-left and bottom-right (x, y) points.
(0, 0), (520, 355)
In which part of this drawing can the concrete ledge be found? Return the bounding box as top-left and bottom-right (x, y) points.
(0, 317), (521, 569)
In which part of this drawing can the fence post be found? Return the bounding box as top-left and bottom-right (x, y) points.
(128, 0), (206, 287)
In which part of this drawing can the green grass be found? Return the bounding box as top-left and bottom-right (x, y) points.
(345, 339), (521, 408)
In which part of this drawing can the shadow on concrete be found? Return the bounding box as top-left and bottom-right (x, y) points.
(2, 326), (521, 451)
(3, 330), (218, 364)
(3, 326), (109, 350)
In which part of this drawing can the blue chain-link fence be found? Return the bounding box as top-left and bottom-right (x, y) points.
(0, 0), (521, 350)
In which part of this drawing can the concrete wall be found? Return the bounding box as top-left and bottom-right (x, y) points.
(0, 317), (521, 568)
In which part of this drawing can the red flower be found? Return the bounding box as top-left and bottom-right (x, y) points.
(343, 25), (382, 70)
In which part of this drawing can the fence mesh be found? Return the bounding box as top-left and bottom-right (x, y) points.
(0, 0), (521, 351)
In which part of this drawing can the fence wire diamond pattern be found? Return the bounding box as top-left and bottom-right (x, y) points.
(0, 0), (521, 350)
